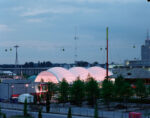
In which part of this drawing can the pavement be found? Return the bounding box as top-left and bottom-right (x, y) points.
(2, 109), (90, 118)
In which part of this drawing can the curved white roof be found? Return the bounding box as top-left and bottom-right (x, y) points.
(48, 67), (75, 83)
(35, 66), (112, 84)
(35, 71), (58, 83)
(69, 67), (91, 81)
(88, 66), (112, 82)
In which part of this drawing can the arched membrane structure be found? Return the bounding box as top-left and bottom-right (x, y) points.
(88, 66), (112, 82)
(35, 66), (113, 83)
(35, 71), (58, 83)
(69, 67), (91, 81)
(48, 67), (75, 83)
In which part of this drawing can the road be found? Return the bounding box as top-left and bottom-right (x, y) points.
(2, 109), (90, 118)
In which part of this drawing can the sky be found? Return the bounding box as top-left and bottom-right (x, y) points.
(0, 0), (150, 64)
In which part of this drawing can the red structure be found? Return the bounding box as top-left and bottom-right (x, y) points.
(129, 112), (142, 118)
(106, 27), (109, 79)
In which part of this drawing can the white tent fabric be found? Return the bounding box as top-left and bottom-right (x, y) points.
(35, 66), (113, 83)
(18, 94), (34, 103)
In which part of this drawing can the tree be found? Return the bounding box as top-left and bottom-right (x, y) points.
(58, 79), (69, 103)
(147, 86), (150, 96)
(85, 77), (100, 106)
(120, 81), (133, 111)
(0, 105), (1, 115)
(114, 76), (133, 104)
(34, 94), (37, 104)
(120, 82), (133, 99)
(24, 98), (28, 116)
(67, 107), (72, 118)
(3, 114), (6, 118)
(46, 82), (56, 111)
(94, 102), (98, 118)
(101, 79), (114, 109)
(38, 108), (42, 118)
(70, 78), (85, 106)
(114, 76), (125, 98)
(135, 80), (147, 100)
(47, 82), (56, 99)
(46, 92), (50, 113)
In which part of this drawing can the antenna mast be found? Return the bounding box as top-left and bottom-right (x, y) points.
(14, 45), (19, 67)
(74, 27), (79, 64)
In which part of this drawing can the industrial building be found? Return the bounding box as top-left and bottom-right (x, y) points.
(0, 79), (38, 101)
(0, 66), (112, 101)
(112, 67), (150, 85)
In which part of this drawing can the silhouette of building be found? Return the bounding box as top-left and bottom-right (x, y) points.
(141, 35), (150, 61)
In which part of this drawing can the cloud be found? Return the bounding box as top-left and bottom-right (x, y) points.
(57, 0), (141, 3)
(0, 24), (12, 32)
(12, 6), (24, 11)
(21, 7), (77, 17)
(27, 18), (43, 23)
(21, 6), (99, 17)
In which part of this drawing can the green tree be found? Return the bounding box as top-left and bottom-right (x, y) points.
(85, 77), (100, 106)
(147, 86), (150, 96)
(121, 81), (133, 110)
(70, 78), (85, 106)
(120, 82), (133, 99)
(135, 80), (147, 100)
(114, 76), (133, 110)
(34, 94), (37, 104)
(0, 105), (2, 117)
(0, 105), (1, 114)
(114, 76), (125, 98)
(38, 108), (42, 118)
(101, 79), (114, 109)
(94, 102), (98, 118)
(46, 82), (56, 111)
(24, 98), (28, 116)
(67, 107), (72, 118)
(47, 82), (56, 99)
(58, 79), (69, 103)
(46, 92), (50, 113)
(3, 114), (6, 118)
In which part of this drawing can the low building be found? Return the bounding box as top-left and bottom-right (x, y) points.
(0, 79), (38, 101)
(112, 67), (150, 85)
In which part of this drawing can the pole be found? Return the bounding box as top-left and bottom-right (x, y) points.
(106, 27), (109, 79)
(14, 45), (19, 68)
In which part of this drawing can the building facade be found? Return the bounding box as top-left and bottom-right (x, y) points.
(141, 39), (150, 61)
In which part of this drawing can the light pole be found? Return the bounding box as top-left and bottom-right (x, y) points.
(11, 85), (14, 96)
(25, 84), (29, 93)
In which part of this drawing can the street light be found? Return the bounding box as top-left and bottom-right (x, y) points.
(11, 85), (14, 98)
(25, 84), (29, 93)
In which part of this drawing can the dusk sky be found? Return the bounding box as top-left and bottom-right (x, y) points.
(0, 0), (150, 64)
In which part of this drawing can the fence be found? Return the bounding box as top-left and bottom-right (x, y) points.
(0, 102), (145, 118)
